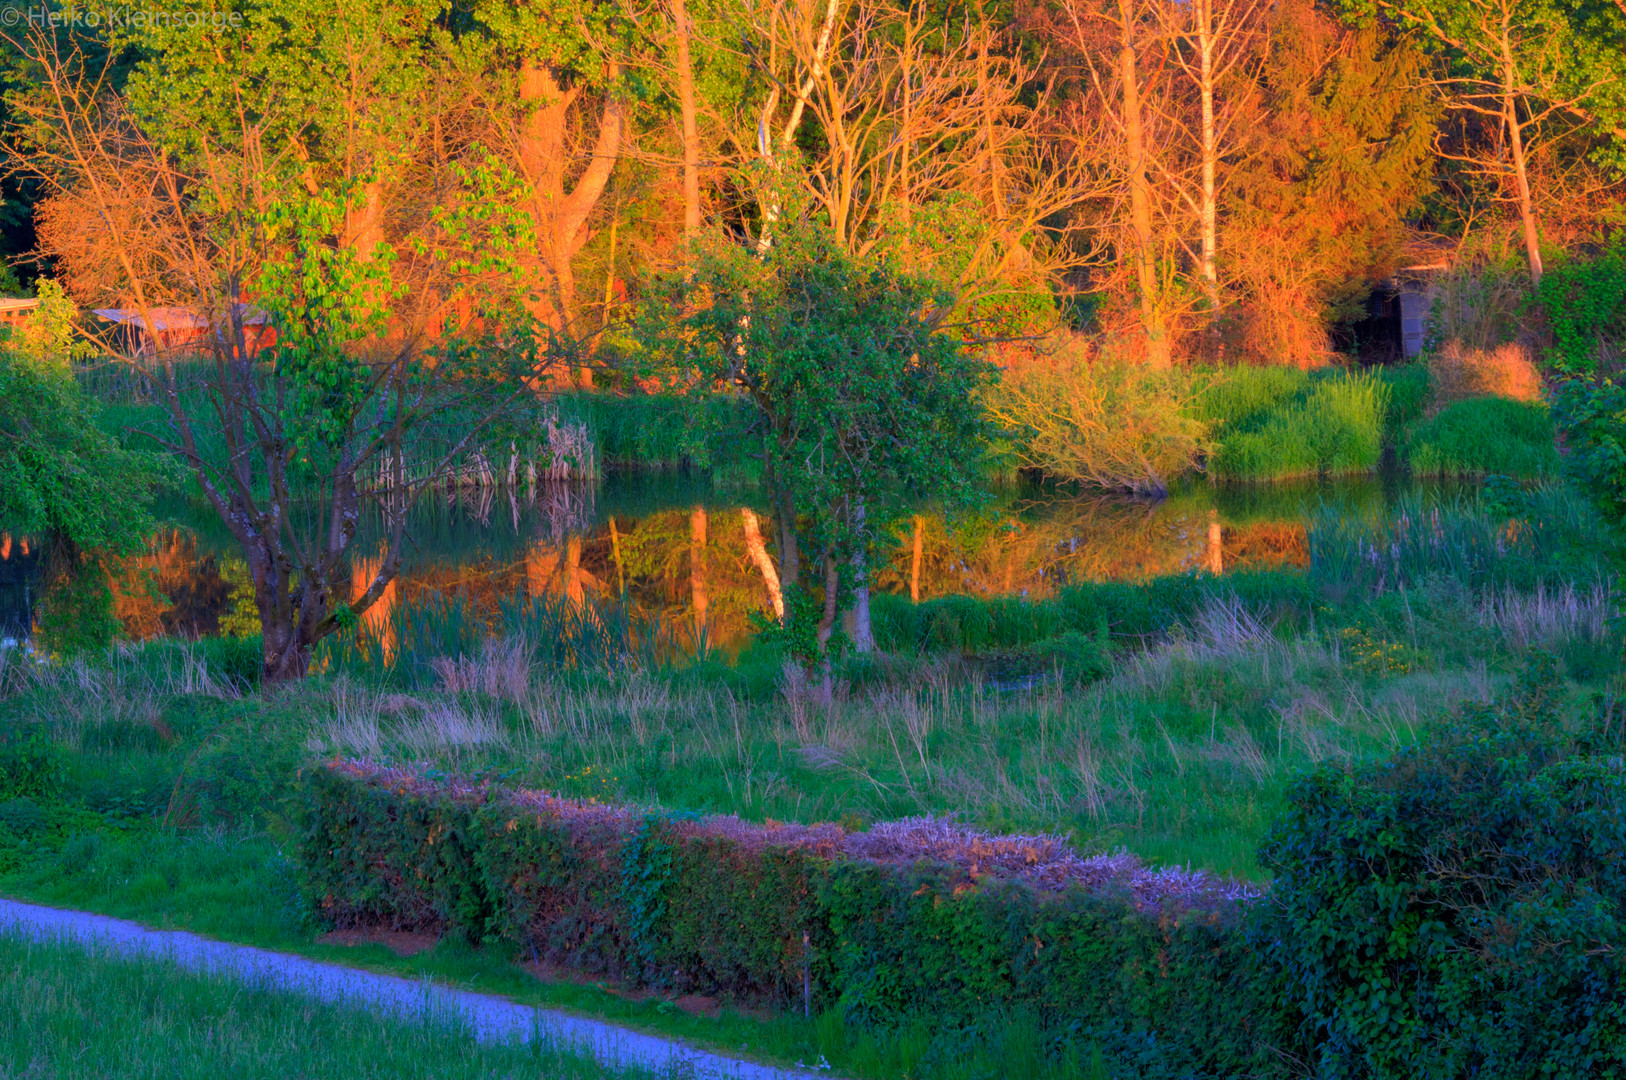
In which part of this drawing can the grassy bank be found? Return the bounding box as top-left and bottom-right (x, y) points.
(0, 491), (1619, 1077)
(0, 930), (667, 1080)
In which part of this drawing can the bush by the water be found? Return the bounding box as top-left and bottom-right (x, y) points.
(871, 570), (1314, 655)
(1406, 396), (1558, 477)
(980, 347), (1208, 494)
(1257, 657), (1626, 1077)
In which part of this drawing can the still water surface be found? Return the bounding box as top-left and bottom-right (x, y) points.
(0, 472), (1470, 648)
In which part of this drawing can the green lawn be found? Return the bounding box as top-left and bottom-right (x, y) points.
(0, 929), (666, 1080)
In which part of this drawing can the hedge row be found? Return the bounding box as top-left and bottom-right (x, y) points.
(300, 763), (1274, 1077)
(301, 660), (1626, 1078)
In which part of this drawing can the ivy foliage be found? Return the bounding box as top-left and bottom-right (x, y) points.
(1553, 374), (1626, 521)
(1258, 655), (1626, 1078)
(1538, 238), (1626, 374)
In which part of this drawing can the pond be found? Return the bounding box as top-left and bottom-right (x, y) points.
(0, 471), (1472, 651)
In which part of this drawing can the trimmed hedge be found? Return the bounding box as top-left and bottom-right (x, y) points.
(300, 765), (1273, 1077)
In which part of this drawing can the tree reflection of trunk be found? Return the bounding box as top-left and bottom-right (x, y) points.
(910, 515), (923, 603)
(526, 543), (560, 600)
(527, 536), (596, 611)
(1206, 510), (1224, 575)
(564, 536), (585, 609)
(741, 508), (784, 620)
(608, 516), (626, 596)
(690, 506), (708, 636)
(352, 555), (397, 661)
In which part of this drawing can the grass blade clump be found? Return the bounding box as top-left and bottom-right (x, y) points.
(1206, 369), (1389, 481)
(1307, 488), (1606, 600)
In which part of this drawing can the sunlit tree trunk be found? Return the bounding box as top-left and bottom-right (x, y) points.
(1195, 0), (1220, 313)
(671, 0), (701, 239)
(1501, 56), (1544, 286)
(516, 62), (624, 344)
(1118, 0), (1169, 368)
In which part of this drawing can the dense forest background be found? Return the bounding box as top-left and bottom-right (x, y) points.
(0, 0), (1621, 370)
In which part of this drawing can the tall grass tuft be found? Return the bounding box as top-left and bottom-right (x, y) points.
(1307, 489), (1605, 599)
(317, 588), (690, 689)
(1203, 368), (1390, 480)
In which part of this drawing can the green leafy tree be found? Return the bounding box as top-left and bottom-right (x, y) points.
(9, 20), (545, 680)
(649, 215), (995, 653)
(0, 284), (164, 553)
(0, 282), (168, 656)
(1342, 0), (1626, 286)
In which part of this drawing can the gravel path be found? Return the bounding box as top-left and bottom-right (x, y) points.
(0, 898), (826, 1080)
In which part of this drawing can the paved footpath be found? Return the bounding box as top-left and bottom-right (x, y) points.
(0, 897), (825, 1080)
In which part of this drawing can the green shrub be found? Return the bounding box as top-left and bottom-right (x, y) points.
(0, 730), (63, 801)
(1406, 396), (1558, 478)
(197, 634), (263, 690)
(1376, 362), (1430, 436)
(553, 390), (755, 471)
(871, 570), (1314, 654)
(1256, 657), (1626, 1078)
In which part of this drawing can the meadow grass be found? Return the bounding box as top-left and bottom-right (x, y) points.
(0, 929), (672, 1080)
(1, 491), (1619, 1079)
(6, 567), (1614, 881)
